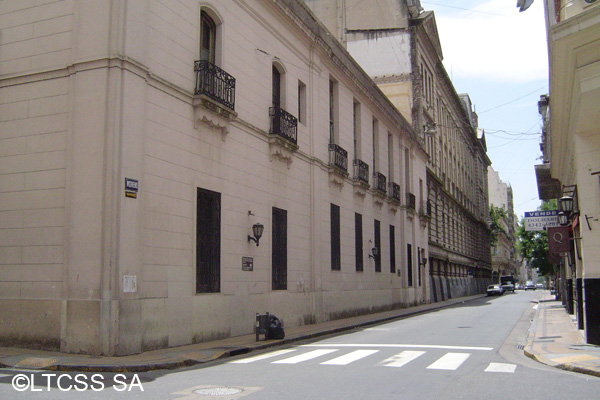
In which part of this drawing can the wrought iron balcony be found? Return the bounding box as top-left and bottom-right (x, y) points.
(373, 172), (387, 194)
(406, 192), (416, 210)
(389, 182), (401, 202)
(328, 143), (348, 172)
(194, 60), (236, 111)
(353, 159), (369, 185)
(269, 106), (298, 145)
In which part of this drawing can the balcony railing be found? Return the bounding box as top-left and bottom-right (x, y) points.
(269, 106), (298, 145)
(406, 192), (416, 210)
(353, 159), (369, 185)
(373, 172), (387, 194)
(194, 60), (236, 111)
(328, 143), (348, 172)
(389, 182), (401, 202)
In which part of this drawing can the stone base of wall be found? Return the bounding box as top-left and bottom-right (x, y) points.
(430, 276), (487, 303)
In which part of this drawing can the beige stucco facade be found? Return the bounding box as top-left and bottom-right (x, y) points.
(538, 0), (600, 344)
(305, 1), (493, 303)
(488, 167), (518, 281)
(0, 0), (429, 355)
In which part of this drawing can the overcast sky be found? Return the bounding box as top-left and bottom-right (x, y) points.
(421, 0), (549, 219)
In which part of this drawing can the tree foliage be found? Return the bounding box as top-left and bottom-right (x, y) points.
(489, 205), (507, 247)
(517, 200), (557, 277)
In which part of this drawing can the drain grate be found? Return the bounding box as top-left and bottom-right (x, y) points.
(516, 344), (525, 350)
(193, 387), (244, 396)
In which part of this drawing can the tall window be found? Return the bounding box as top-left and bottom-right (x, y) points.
(372, 118), (379, 172)
(272, 65), (282, 109)
(353, 100), (361, 160)
(200, 11), (216, 63)
(272, 207), (287, 290)
(418, 247), (423, 286)
(407, 244), (413, 287)
(389, 225), (396, 274)
(196, 188), (221, 293)
(404, 147), (411, 195)
(388, 133), (394, 183)
(374, 219), (381, 272)
(355, 213), (363, 272)
(329, 78), (338, 144)
(298, 80), (306, 124)
(331, 204), (341, 271)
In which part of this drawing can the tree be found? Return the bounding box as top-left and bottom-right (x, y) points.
(489, 205), (507, 247)
(517, 201), (557, 278)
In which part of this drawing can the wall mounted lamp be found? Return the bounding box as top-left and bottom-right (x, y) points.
(423, 122), (437, 136)
(421, 257), (428, 267)
(558, 211), (569, 226)
(538, 94), (549, 120)
(248, 222), (264, 246)
(557, 185), (578, 227)
(368, 247), (379, 260)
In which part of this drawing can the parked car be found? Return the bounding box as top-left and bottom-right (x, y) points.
(536, 283), (544, 290)
(501, 281), (515, 293)
(525, 281), (536, 290)
(487, 284), (504, 296)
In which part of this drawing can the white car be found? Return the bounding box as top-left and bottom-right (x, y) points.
(487, 284), (504, 296)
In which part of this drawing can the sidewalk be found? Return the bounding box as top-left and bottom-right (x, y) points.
(1, 292), (599, 377)
(524, 291), (600, 377)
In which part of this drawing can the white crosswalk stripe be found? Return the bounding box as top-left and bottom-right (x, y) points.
(228, 347), (516, 373)
(272, 349), (338, 364)
(320, 350), (379, 365)
(380, 350), (426, 368)
(485, 362), (517, 373)
(426, 352), (471, 370)
(229, 349), (296, 364)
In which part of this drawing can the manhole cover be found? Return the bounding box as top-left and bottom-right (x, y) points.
(193, 387), (243, 396)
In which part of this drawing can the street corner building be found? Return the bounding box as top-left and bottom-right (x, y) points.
(0, 0), (435, 356)
(535, 0), (600, 345)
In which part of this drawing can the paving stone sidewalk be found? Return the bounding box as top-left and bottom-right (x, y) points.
(524, 292), (600, 377)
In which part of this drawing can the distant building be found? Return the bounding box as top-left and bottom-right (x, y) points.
(536, 0), (600, 344)
(304, 0), (493, 302)
(488, 167), (519, 282)
(0, 0), (430, 355)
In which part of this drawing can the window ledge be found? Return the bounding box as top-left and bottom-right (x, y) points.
(193, 95), (237, 141)
(328, 166), (348, 189)
(268, 136), (298, 168)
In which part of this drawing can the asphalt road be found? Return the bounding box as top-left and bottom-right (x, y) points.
(2, 291), (600, 399)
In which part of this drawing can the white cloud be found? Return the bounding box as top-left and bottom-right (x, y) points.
(432, 0), (549, 83)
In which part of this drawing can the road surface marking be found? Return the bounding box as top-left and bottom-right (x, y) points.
(302, 344), (493, 351)
(380, 351), (426, 368)
(272, 349), (338, 364)
(320, 350), (380, 365)
(426, 352), (471, 370)
(484, 362), (517, 373)
(229, 349), (296, 364)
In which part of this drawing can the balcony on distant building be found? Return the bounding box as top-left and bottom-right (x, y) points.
(373, 172), (387, 195)
(353, 159), (369, 186)
(269, 106), (298, 145)
(328, 143), (349, 173)
(194, 60), (236, 112)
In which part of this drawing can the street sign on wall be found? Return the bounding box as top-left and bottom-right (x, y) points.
(524, 210), (558, 231)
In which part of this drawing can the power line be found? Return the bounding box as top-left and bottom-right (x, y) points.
(478, 85), (547, 114)
(422, 2), (509, 17)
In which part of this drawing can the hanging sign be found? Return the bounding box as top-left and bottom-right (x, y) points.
(524, 210), (558, 231)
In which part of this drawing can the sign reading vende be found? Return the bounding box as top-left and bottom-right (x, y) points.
(524, 210), (558, 231)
